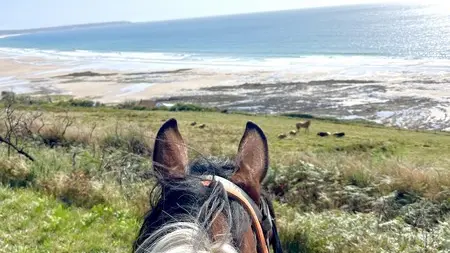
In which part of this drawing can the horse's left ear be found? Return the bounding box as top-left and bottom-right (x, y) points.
(153, 118), (189, 179)
(232, 121), (269, 203)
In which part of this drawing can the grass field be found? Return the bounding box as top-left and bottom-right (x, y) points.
(0, 98), (449, 252)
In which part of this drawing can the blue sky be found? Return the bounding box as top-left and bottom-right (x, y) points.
(0, 0), (436, 30)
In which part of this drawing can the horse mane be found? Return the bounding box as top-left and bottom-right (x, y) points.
(133, 156), (252, 253)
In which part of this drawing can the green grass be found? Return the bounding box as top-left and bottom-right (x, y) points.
(1, 186), (448, 252)
(49, 108), (450, 167)
(1, 101), (450, 252)
(0, 187), (139, 253)
(276, 202), (450, 253)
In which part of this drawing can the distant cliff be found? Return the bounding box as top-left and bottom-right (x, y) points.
(0, 21), (131, 35)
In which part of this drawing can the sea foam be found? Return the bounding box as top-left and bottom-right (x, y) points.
(1, 47), (450, 82)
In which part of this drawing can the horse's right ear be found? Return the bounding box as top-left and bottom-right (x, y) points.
(153, 118), (188, 179)
(232, 121), (269, 203)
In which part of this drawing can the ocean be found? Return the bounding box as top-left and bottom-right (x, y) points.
(1, 3), (450, 130)
(0, 4), (449, 71)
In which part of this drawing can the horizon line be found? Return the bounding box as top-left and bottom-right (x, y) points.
(1, 2), (420, 31)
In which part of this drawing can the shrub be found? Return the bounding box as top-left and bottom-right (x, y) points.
(100, 129), (152, 156)
(34, 114), (94, 148)
(275, 203), (450, 253)
(282, 113), (315, 119)
(1, 91), (16, 103)
(38, 126), (66, 148)
(373, 192), (450, 230)
(41, 171), (105, 208)
(265, 161), (376, 212)
(38, 124), (86, 148)
(0, 158), (35, 187)
(56, 99), (99, 108)
(168, 103), (216, 112)
(116, 100), (156, 110)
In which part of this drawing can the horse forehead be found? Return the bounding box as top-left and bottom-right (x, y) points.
(188, 157), (236, 177)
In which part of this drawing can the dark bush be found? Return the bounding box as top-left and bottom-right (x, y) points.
(100, 130), (152, 156)
(169, 103), (216, 112)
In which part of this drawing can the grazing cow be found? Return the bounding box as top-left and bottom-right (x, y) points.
(198, 123), (206, 129)
(333, 132), (345, 138)
(317, 132), (331, 137)
(190, 121), (197, 126)
(278, 133), (287, 139)
(296, 120), (311, 133)
(289, 130), (297, 136)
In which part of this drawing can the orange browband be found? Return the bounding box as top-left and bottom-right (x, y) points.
(201, 177), (269, 253)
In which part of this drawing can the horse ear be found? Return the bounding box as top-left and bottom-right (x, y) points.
(153, 118), (188, 179)
(232, 121), (269, 203)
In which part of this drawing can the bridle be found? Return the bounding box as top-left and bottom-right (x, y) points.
(201, 175), (283, 253)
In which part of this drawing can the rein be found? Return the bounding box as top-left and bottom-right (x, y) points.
(201, 175), (283, 253)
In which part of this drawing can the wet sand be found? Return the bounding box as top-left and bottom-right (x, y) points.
(0, 58), (249, 101)
(1, 56), (450, 131)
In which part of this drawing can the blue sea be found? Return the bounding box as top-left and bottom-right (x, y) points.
(0, 4), (449, 72)
(0, 3), (450, 130)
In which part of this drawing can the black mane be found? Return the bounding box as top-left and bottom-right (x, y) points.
(133, 156), (251, 251)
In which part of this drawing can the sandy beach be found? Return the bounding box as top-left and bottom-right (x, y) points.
(1, 56), (292, 102)
(1, 54), (450, 131)
(0, 57), (236, 100)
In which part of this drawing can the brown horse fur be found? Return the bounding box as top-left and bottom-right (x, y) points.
(295, 120), (311, 133)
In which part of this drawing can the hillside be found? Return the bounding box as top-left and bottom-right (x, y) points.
(0, 97), (449, 252)
(0, 21), (131, 35)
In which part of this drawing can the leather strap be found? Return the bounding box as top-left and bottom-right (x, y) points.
(201, 175), (269, 253)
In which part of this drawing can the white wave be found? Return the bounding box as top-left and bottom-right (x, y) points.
(1, 47), (450, 83)
(0, 33), (26, 39)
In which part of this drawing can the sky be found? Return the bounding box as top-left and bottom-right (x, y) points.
(0, 0), (446, 30)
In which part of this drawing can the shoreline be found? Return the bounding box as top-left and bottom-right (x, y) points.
(1, 54), (450, 131)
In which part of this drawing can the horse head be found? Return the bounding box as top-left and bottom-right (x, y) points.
(133, 118), (282, 253)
